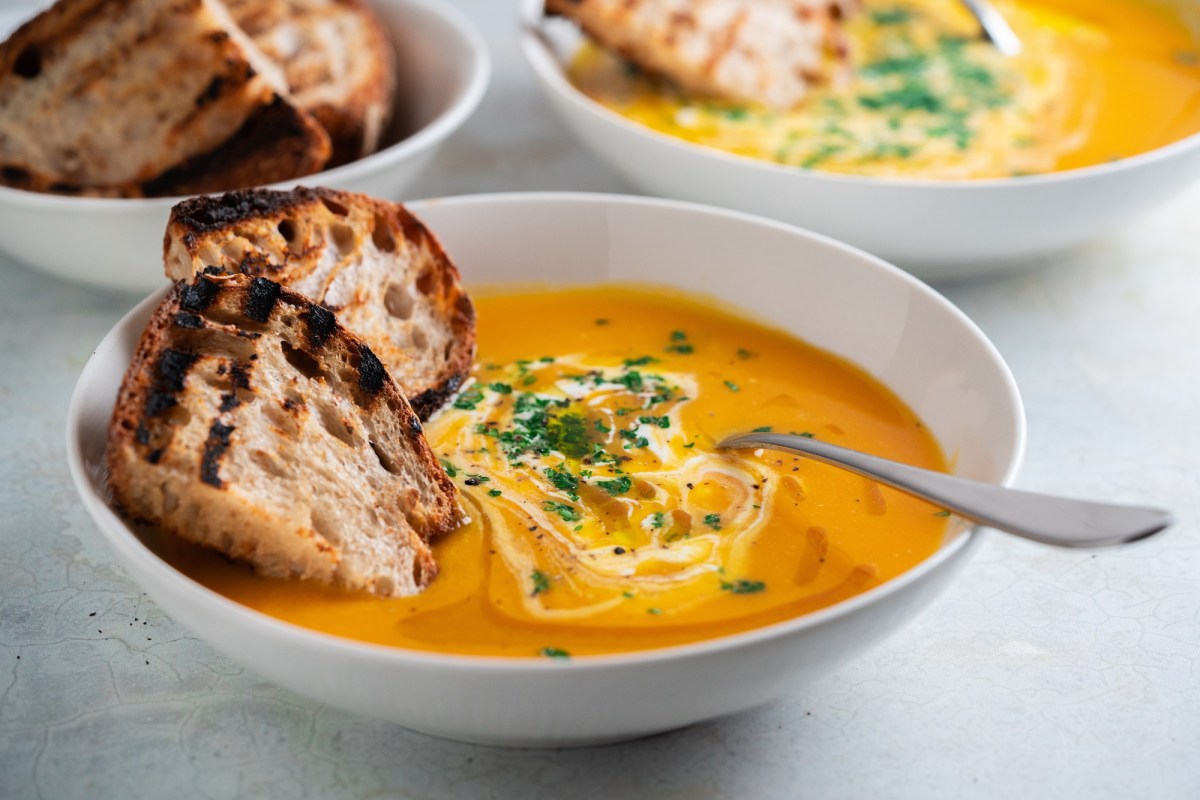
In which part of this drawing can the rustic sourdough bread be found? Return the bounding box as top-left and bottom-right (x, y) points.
(164, 188), (475, 420)
(0, 0), (330, 196)
(227, 0), (396, 166)
(107, 273), (461, 597)
(544, 0), (858, 109)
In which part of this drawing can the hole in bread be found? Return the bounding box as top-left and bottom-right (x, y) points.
(14, 45), (41, 79)
(280, 341), (325, 382)
(277, 218), (298, 246)
(411, 327), (428, 351)
(310, 507), (341, 547)
(384, 283), (414, 320)
(330, 224), (355, 254)
(369, 439), (401, 475)
(321, 197), (349, 217)
(371, 214), (396, 252)
(415, 269), (436, 295)
(317, 404), (356, 447)
(250, 449), (290, 478)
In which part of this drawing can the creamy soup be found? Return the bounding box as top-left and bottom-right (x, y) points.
(567, 0), (1200, 179)
(149, 286), (950, 657)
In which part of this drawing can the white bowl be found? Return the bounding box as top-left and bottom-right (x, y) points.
(66, 193), (1025, 747)
(520, 0), (1200, 281)
(0, 0), (489, 293)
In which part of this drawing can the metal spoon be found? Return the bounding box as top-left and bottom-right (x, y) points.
(719, 432), (1172, 548)
(959, 0), (1023, 56)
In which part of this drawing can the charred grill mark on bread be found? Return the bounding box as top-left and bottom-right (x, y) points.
(106, 273), (462, 597)
(164, 188), (477, 420)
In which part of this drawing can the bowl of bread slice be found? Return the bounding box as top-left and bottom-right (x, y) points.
(0, 0), (488, 292)
(67, 187), (1023, 747)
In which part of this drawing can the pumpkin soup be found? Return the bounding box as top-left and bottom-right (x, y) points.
(148, 285), (950, 657)
(566, 0), (1200, 179)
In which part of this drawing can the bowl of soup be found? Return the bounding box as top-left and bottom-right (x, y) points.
(522, 0), (1200, 280)
(67, 193), (1024, 746)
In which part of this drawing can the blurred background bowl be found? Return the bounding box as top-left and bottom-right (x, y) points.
(0, 0), (489, 293)
(520, 0), (1200, 281)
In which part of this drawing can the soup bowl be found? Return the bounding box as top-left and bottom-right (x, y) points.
(67, 193), (1024, 747)
(520, 0), (1200, 281)
(0, 0), (489, 293)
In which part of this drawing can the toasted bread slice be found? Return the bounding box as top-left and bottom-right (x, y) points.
(228, 0), (396, 166)
(164, 187), (475, 420)
(545, 0), (858, 109)
(0, 0), (330, 196)
(107, 273), (462, 597)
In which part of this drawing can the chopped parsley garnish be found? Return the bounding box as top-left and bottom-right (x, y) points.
(440, 459), (457, 478)
(616, 371), (645, 393)
(790, 431), (816, 439)
(544, 465), (580, 499)
(683, 442), (695, 449)
(752, 426), (772, 433)
(723, 380), (740, 392)
(665, 330), (694, 354)
(453, 388), (485, 410)
(703, 513), (722, 530)
(623, 355), (658, 368)
(544, 501), (581, 522)
(538, 647), (570, 659)
(488, 382), (513, 394)
(546, 412), (589, 458)
(721, 579), (767, 594)
(736, 348), (755, 360)
(596, 476), (632, 496)
(530, 570), (551, 596)
(647, 607), (663, 615)
(618, 430), (649, 449)
(650, 511), (665, 529)
(870, 7), (912, 25)
(521, 373), (537, 386)
(594, 419), (611, 433)
(638, 415), (670, 428)
(595, 318), (609, 325)
(934, 509), (951, 517)
(488, 489), (502, 497)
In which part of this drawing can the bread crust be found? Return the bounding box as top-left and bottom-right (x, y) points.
(107, 273), (462, 597)
(545, 0), (858, 109)
(0, 0), (330, 196)
(164, 187), (476, 420)
(227, 0), (397, 166)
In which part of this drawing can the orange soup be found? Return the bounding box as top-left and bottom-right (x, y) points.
(568, 0), (1200, 179)
(148, 286), (950, 657)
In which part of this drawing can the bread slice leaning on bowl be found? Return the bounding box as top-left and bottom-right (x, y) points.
(164, 187), (475, 420)
(0, 0), (330, 197)
(106, 273), (463, 598)
(227, 0), (397, 166)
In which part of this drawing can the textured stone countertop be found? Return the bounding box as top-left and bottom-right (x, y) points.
(1, 1), (1198, 797)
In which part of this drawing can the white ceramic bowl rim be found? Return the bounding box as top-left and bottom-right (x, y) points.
(0, 0), (490, 212)
(519, 0), (1200, 190)
(66, 191), (1026, 673)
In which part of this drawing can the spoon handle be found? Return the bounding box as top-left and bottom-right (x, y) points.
(959, 0), (1023, 57)
(720, 433), (1172, 548)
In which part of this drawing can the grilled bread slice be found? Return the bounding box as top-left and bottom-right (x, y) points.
(545, 0), (859, 109)
(0, 0), (330, 196)
(107, 273), (462, 597)
(164, 187), (475, 420)
(227, 0), (396, 166)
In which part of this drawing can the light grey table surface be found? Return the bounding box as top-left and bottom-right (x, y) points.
(2, 1), (1198, 797)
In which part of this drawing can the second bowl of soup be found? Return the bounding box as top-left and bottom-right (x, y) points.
(523, 0), (1200, 278)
